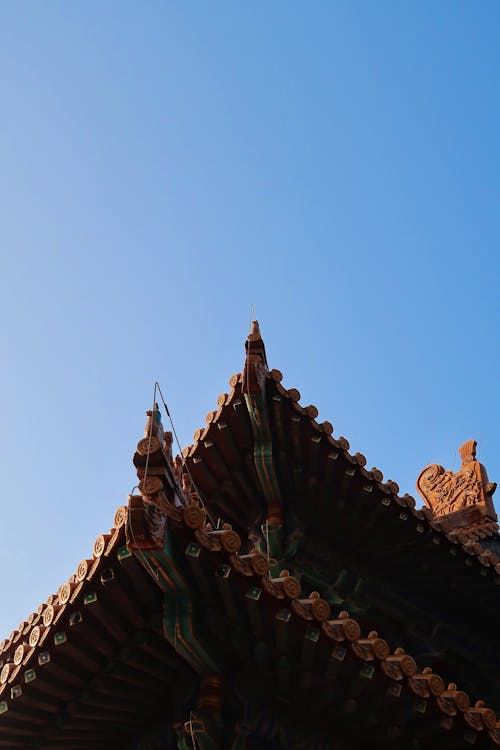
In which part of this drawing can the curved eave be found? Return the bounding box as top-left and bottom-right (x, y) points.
(135, 499), (500, 748)
(0, 507), (190, 749)
(2, 495), (499, 748)
(182, 369), (500, 608)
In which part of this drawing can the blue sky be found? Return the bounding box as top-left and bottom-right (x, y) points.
(0, 2), (498, 637)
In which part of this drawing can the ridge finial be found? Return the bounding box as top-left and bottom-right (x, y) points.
(248, 319), (261, 340)
(416, 440), (497, 532)
(242, 319), (268, 393)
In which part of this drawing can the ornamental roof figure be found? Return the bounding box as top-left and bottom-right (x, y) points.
(416, 439), (497, 534)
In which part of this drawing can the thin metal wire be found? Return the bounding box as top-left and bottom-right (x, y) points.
(141, 381), (185, 508)
(154, 382), (183, 466)
(134, 383), (159, 531)
(125, 484), (160, 584)
(188, 710), (200, 750)
(155, 380), (217, 528)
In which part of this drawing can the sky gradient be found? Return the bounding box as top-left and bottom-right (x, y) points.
(0, 2), (498, 637)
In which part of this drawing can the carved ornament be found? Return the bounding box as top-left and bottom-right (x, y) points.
(417, 440), (497, 528)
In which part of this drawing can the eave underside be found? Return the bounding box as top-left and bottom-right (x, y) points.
(184, 372), (500, 710)
(1, 348), (499, 748)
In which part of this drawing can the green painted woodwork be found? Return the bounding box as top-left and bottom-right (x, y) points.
(132, 528), (219, 676)
(359, 663), (374, 679)
(244, 391), (282, 511)
(245, 586), (261, 601)
(117, 544), (132, 560)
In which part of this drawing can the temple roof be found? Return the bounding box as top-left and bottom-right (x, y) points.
(1, 499), (500, 747)
(0, 322), (498, 749)
(0, 508), (190, 748)
(183, 323), (500, 590)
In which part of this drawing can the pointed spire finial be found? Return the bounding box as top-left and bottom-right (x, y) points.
(249, 319), (261, 340)
(243, 320), (268, 393)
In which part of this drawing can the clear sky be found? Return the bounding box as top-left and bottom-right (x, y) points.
(0, 2), (498, 637)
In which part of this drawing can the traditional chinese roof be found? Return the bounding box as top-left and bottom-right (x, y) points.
(183, 326), (500, 641)
(0, 509), (190, 749)
(3, 500), (498, 748)
(182, 323), (500, 693)
(127, 494), (500, 748)
(0, 322), (498, 749)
